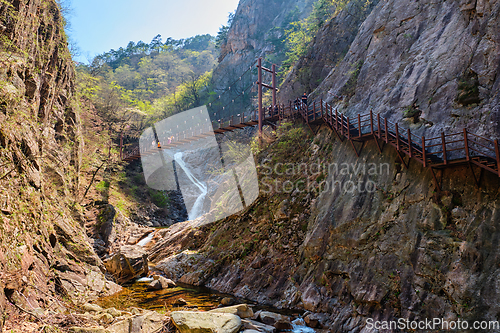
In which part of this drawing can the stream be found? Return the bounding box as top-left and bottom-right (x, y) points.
(96, 281), (316, 332)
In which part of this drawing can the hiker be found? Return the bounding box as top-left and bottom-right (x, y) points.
(157, 141), (161, 149)
(301, 92), (308, 107)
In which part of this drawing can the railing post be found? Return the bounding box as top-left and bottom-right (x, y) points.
(336, 109), (339, 132)
(384, 118), (388, 143)
(495, 139), (500, 176)
(464, 128), (470, 161)
(313, 101), (316, 121)
(257, 57), (263, 136)
(395, 123), (400, 150)
(377, 114), (381, 139)
(358, 114), (362, 137)
(442, 132), (447, 165)
(370, 110), (374, 135)
(422, 136), (427, 167)
(408, 128), (412, 158)
(320, 99), (323, 118)
(272, 64), (277, 108)
(347, 116), (350, 139)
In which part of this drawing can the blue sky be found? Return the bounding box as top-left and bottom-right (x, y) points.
(68, 0), (239, 63)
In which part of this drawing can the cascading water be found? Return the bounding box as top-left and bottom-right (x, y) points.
(173, 152), (208, 220)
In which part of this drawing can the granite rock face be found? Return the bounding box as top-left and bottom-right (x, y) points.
(0, 0), (120, 323)
(308, 0), (500, 138)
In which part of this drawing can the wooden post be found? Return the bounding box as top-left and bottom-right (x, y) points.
(370, 110), (374, 135)
(272, 64), (277, 107)
(257, 57), (263, 136)
(495, 139), (500, 177)
(358, 114), (362, 137)
(408, 128), (412, 158)
(313, 101), (316, 121)
(395, 123), (400, 150)
(320, 99), (323, 118)
(442, 132), (447, 165)
(347, 116), (350, 139)
(422, 136), (427, 167)
(384, 118), (389, 143)
(336, 109), (339, 131)
(377, 114), (381, 139)
(464, 128), (470, 161)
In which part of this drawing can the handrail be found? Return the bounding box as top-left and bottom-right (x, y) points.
(121, 96), (499, 181)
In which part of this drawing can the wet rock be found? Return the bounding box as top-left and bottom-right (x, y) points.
(103, 245), (148, 284)
(173, 298), (188, 306)
(242, 319), (276, 333)
(171, 311), (242, 333)
(221, 297), (235, 306)
(259, 311), (289, 326)
(304, 313), (328, 328)
(274, 320), (293, 330)
(147, 280), (162, 291)
(154, 275), (177, 288)
(209, 304), (254, 319)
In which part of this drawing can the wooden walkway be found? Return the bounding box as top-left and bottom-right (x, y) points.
(121, 99), (499, 191)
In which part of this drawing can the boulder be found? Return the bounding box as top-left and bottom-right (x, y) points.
(274, 320), (293, 330)
(107, 310), (165, 333)
(304, 313), (328, 328)
(221, 297), (235, 306)
(171, 311), (241, 333)
(154, 275), (176, 288)
(82, 303), (102, 313)
(241, 319), (276, 333)
(209, 304), (254, 319)
(103, 245), (148, 284)
(258, 312), (289, 326)
(147, 280), (162, 291)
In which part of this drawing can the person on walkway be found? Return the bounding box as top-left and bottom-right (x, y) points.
(301, 92), (308, 107)
(157, 141), (161, 149)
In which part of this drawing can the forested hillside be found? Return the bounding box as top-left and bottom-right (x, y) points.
(77, 34), (218, 130)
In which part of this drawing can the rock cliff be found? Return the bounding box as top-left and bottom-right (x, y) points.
(148, 0), (500, 331)
(0, 0), (119, 325)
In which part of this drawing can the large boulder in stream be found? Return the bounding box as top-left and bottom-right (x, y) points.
(209, 304), (254, 319)
(103, 245), (148, 284)
(171, 311), (241, 333)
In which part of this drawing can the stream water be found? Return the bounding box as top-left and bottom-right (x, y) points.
(96, 281), (316, 332)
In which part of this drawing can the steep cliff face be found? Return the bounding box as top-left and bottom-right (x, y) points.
(0, 0), (119, 324)
(147, 0), (500, 331)
(212, 0), (314, 101)
(310, 0), (500, 137)
(279, 0), (380, 101)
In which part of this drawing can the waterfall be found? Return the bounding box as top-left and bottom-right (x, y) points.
(174, 152), (208, 220)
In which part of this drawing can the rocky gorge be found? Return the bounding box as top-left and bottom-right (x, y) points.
(2, 0), (500, 332)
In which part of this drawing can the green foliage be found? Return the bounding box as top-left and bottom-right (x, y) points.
(96, 181), (110, 191)
(275, 0), (373, 78)
(148, 189), (170, 208)
(215, 11), (235, 49)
